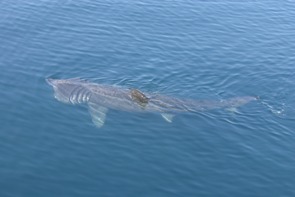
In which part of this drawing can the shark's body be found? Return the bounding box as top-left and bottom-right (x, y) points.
(47, 78), (257, 127)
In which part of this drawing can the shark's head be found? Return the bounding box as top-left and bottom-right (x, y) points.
(46, 78), (90, 104)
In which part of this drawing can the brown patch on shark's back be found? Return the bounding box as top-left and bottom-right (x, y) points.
(130, 89), (149, 107)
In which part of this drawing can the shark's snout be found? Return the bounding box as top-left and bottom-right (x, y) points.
(46, 78), (56, 86)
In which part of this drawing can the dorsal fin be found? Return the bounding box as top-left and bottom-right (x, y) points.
(130, 89), (149, 107)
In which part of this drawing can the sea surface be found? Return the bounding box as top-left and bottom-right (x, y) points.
(0, 0), (295, 196)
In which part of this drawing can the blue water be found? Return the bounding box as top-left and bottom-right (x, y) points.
(1, 0), (295, 196)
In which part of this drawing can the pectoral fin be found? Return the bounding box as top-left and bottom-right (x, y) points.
(225, 107), (239, 113)
(88, 103), (108, 128)
(161, 113), (175, 123)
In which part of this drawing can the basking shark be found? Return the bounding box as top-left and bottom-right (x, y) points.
(46, 78), (257, 127)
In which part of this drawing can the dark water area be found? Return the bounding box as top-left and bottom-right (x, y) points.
(0, 0), (295, 196)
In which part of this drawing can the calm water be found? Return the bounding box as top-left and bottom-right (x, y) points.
(0, 0), (295, 196)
